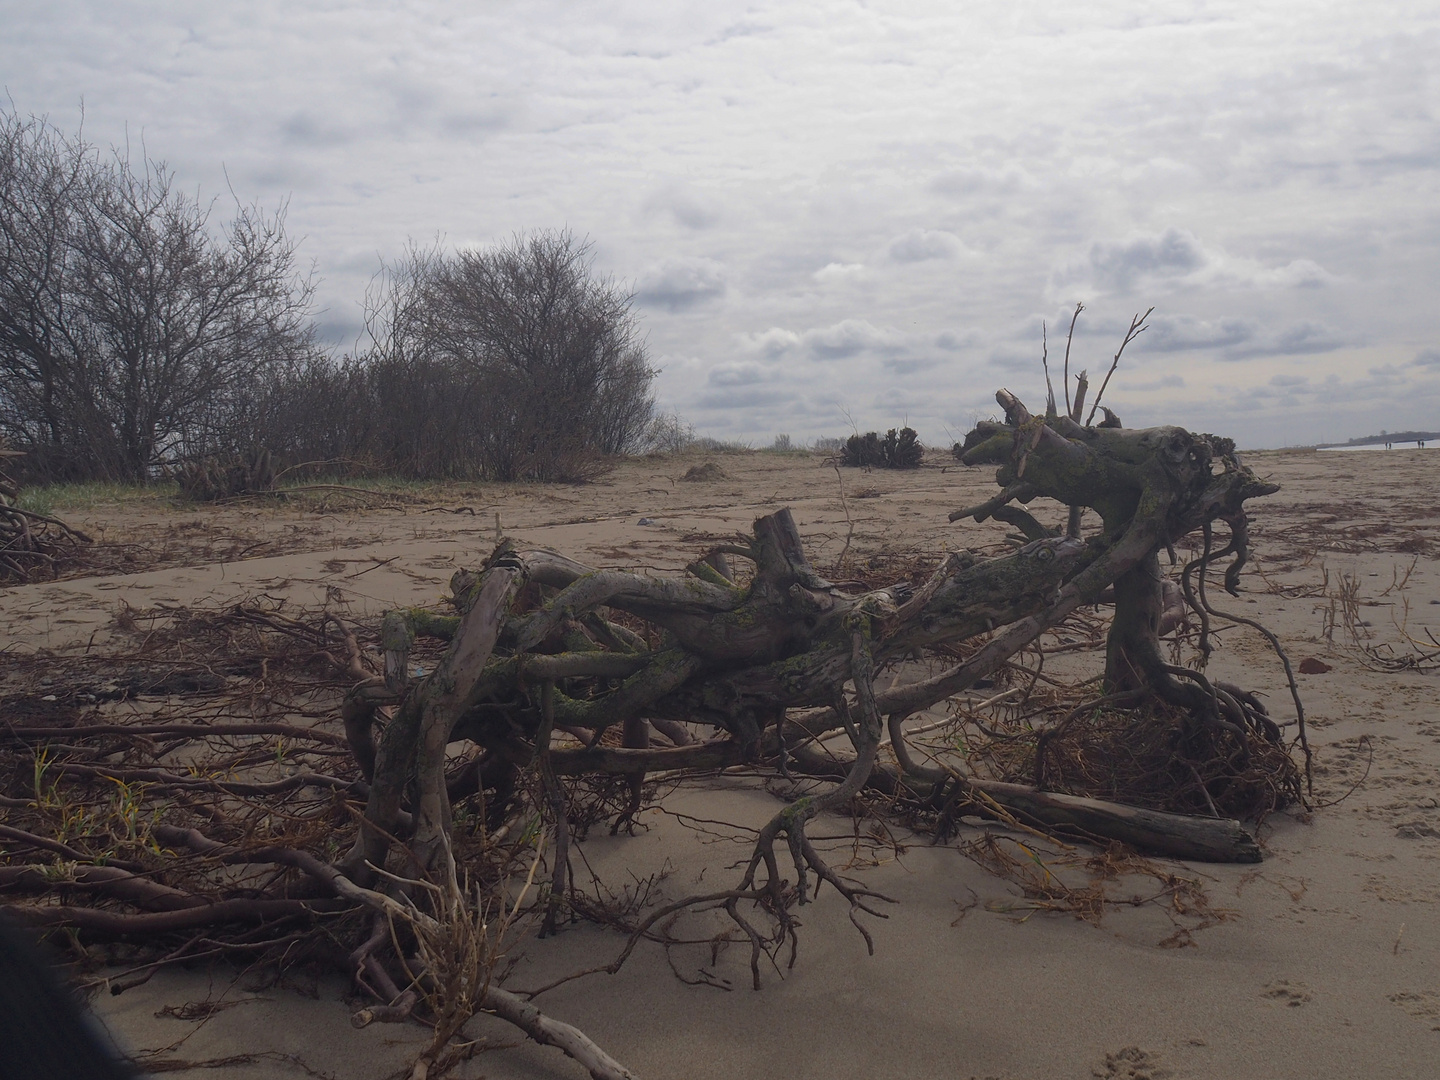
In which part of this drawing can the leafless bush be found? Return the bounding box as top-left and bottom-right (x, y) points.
(0, 108), (316, 484)
(691, 436), (751, 453)
(427, 231), (655, 481)
(269, 233), (659, 482)
(2, 111), (656, 488)
(642, 411), (694, 454)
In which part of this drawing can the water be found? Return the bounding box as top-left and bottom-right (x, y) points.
(1317, 442), (1438, 452)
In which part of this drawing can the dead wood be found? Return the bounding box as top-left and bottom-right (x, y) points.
(2, 388), (1305, 1079)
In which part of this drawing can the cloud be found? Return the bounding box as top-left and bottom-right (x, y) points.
(803, 319), (906, 359)
(1257, 258), (1332, 289)
(934, 329), (982, 351)
(742, 327), (802, 360)
(642, 182), (723, 230)
(1220, 321), (1346, 360)
(1145, 314), (1256, 352)
(279, 111), (354, 147)
(1126, 374), (1186, 391)
(1053, 228), (1336, 296)
(883, 357), (942, 376)
(1139, 313), (1347, 361)
(928, 166), (1032, 198)
(695, 385), (797, 410)
(1057, 228), (1211, 293)
(813, 261), (865, 283)
(885, 229), (967, 263)
(741, 319), (907, 361)
(1414, 348), (1440, 368)
(440, 102), (517, 137)
(986, 345), (1045, 373)
(707, 363), (768, 387)
(633, 257), (726, 312)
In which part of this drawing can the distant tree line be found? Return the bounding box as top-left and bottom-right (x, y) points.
(0, 109), (657, 486)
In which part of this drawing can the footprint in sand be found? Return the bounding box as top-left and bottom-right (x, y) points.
(1394, 819), (1440, 840)
(1388, 990), (1440, 1030)
(1092, 1046), (1173, 1079)
(1262, 979), (1313, 1007)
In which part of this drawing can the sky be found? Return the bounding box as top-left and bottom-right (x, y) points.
(3, 1), (1438, 449)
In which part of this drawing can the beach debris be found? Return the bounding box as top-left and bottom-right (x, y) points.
(2, 383), (1308, 1078)
(0, 442), (92, 582)
(840, 426), (923, 469)
(172, 447), (277, 502)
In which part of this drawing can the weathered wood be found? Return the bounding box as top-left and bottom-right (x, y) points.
(480, 985), (639, 1080)
(348, 553), (526, 875)
(786, 745), (1262, 863)
(962, 778), (1263, 863)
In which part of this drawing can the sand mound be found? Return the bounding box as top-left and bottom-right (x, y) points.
(681, 461), (725, 482)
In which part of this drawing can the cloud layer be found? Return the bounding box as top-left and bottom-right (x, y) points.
(3, 1), (1438, 447)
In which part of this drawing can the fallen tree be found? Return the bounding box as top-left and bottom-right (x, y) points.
(2, 389), (1306, 1079)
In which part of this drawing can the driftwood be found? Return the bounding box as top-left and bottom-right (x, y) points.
(310, 388), (1292, 1065)
(0, 445), (91, 582)
(328, 388), (1290, 994)
(965, 780), (1261, 862)
(4, 390), (1303, 1079)
(786, 747), (1262, 863)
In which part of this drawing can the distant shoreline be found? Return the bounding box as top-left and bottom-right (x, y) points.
(1314, 442), (1437, 452)
(1314, 429), (1440, 449)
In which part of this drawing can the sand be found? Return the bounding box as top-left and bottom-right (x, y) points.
(3, 447), (1439, 1080)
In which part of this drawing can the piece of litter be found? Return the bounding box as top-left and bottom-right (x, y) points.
(638, 517), (654, 525)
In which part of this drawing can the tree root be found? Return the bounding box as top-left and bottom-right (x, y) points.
(2, 388), (1304, 1078)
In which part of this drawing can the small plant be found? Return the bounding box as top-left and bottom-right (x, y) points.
(391, 835), (542, 1080)
(31, 749), (57, 809)
(107, 776), (145, 841)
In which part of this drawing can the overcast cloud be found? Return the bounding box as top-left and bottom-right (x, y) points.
(3, 1), (1437, 447)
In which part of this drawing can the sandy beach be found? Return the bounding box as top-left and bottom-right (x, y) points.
(4, 446), (1439, 1080)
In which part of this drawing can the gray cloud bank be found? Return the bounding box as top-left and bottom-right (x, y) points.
(4, 1), (1438, 448)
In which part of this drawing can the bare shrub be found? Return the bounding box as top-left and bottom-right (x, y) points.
(0, 108), (315, 483)
(641, 411), (694, 454)
(280, 232), (659, 483)
(691, 436), (751, 453)
(427, 231), (655, 481)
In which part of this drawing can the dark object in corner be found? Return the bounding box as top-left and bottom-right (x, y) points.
(0, 914), (140, 1080)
